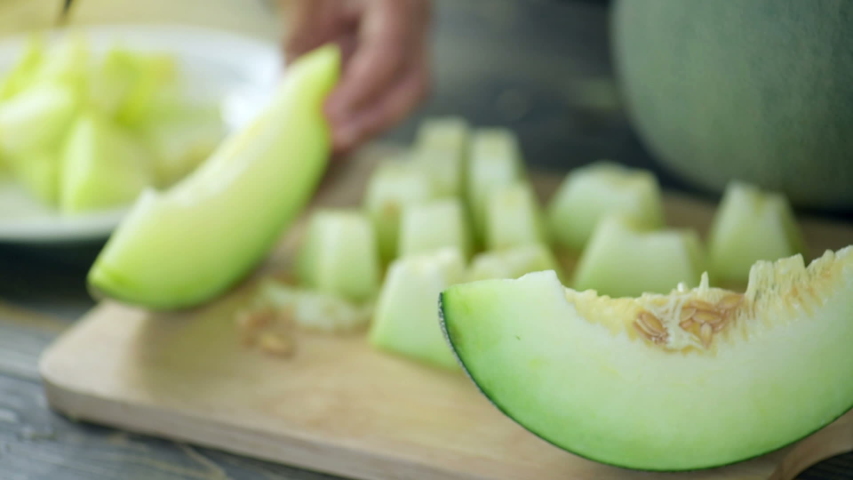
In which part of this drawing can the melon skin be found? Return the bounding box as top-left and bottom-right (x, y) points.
(612, 0), (853, 209)
(439, 247), (853, 471)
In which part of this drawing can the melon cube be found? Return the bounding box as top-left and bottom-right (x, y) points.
(0, 34), (46, 101)
(368, 247), (465, 370)
(398, 198), (473, 260)
(411, 116), (470, 198)
(573, 215), (706, 297)
(707, 181), (806, 286)
(254, 279), (373, 334)
(363, 159), (434, 262)
(466, 128), (525, 242)
(547, 161), (665, 252)
(485, 181), (548, 251)
(296, 208), (381, 303)
(0, 83), (79, 157)
(59, 112), (154, 214)
(467, 243), (562, 282)
(31, 34), (90, 96)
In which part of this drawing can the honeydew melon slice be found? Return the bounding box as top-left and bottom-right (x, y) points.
(484, 181), (548, 251)
(363, 159), (435, 262)
(59, 111), (154, 214)
(466, 128), (524, 242)
(572, 215), (706, 297)
(398, 198), (473, 260)
(87, 44), (341, 310)
(411, 116), (470, 198)
(467, 243), (562, 282)
(369, 247), (465, 370)
(295, 208), (381, 304)
(0, 82), (79, 157)
(708, 181), (807, 286)
(439, 246), (853, 471)
(546, 161), (665, 252)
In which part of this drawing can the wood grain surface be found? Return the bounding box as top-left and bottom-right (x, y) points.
(37, 144), (853, 480)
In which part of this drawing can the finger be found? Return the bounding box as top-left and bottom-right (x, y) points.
(332, 49), (431, 154)
(325, 0), (412, 121)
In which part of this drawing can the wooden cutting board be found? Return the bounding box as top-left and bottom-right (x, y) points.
(39, 144), (853, 480)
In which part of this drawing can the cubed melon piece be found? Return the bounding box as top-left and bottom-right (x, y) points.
(547, 161), (665, 252)
(707, 181), (806, 286)
(466, 128), (524, 242)
(411, 116), (470, 198)
(59, 112), (154, 214)
(6, 150), (60, 206)
(0, 83), (79, 157)
(467, 243), (562, 282)
(31, 34), (90, 96)
(573, 215), (706, 297)
(369, 247), (465, 370)
(363, 158), (434, 262)
(485, 181), (548, 251)
(296, 208), (381, 303)
(398, 198), (473, 260)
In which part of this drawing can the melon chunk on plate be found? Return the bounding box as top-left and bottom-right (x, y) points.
(484, 181), (548, 251)
(369, 247), (465, 371)
(439, 246), (853, 471)
(708, 181), (807, 286)
(546, 161), (665, 252)
(362, 159), (434, 262)
(572, 215), (705, 297)
(466, 128), (524, 241)
(0, 34), (46, 101)
(467, 243), (562, 282)
(411, 116), (470, 198)
(0, 82), (79, 157)
(59, 112), (154, 214)
(296, 208), (381, 304)
(398, 198), (473, 260)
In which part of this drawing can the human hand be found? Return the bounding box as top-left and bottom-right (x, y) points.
(282, 0), (433, 156)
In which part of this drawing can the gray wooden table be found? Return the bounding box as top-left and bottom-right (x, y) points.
(1, 0), (851, 478)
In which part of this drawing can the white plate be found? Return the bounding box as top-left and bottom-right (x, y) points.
(0, 23), (284, 245)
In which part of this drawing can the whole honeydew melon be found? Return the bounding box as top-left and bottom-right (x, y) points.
(612, 0), (853, 209)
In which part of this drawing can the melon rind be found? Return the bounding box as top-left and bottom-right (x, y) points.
(440, 246), (853, 471)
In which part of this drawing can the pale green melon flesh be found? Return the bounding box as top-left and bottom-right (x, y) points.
(87, 44), (341, 310)
(573, 215), (706, 297)
(60, 112), (154, 214)
(295, 208), (381, 304)
(440, 247), (853, 470)
(6, 150), (59, 206)
(0, 34), (46, 100)
(0, 83), (79, 157)
(411, 116), (470, 198)
(466, 128), (524, 242)
(708, 181), (807, 286)
(254, 279), (373, 334)
(398, 198), (473, 260)
(369, 247), (464, 370)
(484, 181), (548, 251)
(467, 243), (562, 282)
(363, 159), (435, 262)
(547, 161), (665, 252)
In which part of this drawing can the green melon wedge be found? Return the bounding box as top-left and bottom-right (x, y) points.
(573, 215), (706, 297)
(439, 247), (853, 471)
(708, 181), (807, 287)
(369, 247), (465, 371)
(87, 44), (341, 310)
